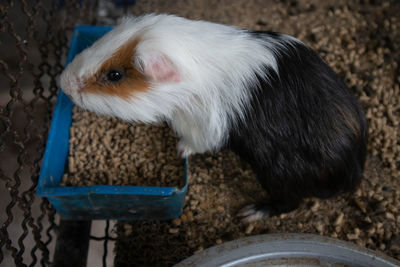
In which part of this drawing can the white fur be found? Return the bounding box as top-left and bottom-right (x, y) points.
(60, 14), (296, 156)
(237, 204), (268, 223)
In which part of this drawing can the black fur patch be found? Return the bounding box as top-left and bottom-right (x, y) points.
(229, 31), (368, 216)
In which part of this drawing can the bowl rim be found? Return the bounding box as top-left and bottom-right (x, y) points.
(175, 233), (400, 267)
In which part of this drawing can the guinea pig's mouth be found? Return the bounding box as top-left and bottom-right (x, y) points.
(61, 85), (82, 102)
(61, 87), (72, 98)
(72, 89), (85, 103)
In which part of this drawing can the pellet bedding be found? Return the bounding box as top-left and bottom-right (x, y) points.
(61, 106), (185, 188)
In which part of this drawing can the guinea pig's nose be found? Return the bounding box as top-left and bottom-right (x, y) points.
(60, 75), (83, 99)
(60, 73), (72, 96)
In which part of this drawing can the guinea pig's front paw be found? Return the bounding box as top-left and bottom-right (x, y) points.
(177, 141), (195, 158)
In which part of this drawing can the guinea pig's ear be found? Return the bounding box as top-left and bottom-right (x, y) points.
(135, 52), (180, 83)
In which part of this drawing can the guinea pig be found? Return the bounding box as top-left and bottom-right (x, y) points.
(60, 14), (368, 222)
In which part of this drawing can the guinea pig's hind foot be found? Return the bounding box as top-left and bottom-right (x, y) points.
(237, 200), (300, 223)
(236, 204), (272, 223)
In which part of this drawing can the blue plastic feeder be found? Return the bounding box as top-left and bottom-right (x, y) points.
(37, 26), (188, 220)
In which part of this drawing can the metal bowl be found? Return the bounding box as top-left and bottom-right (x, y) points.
(176, 233), (400, 267)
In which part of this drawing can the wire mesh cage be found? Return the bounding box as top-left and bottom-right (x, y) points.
(0, 1), (105, 266)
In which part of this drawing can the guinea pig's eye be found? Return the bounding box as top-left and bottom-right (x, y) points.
(106, 70), (123, 82)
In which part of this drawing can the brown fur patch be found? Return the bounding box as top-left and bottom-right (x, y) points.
(83, 40), (149, 99)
